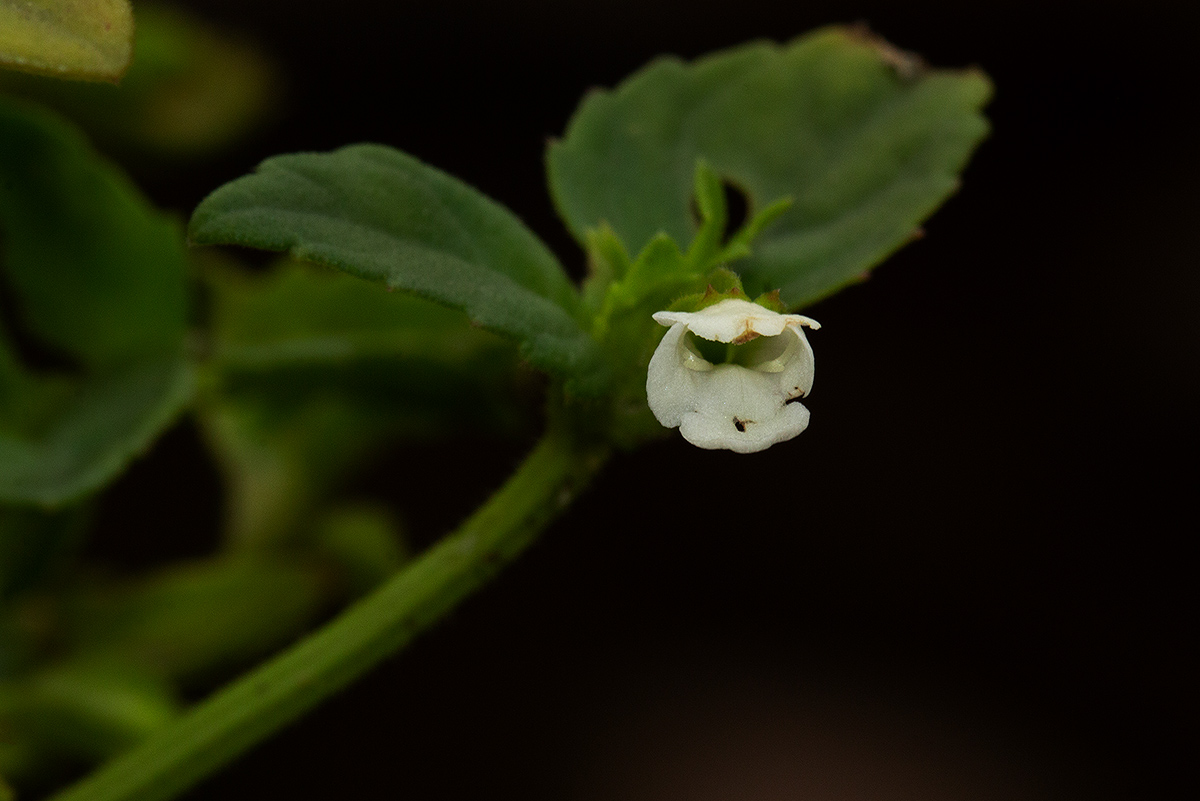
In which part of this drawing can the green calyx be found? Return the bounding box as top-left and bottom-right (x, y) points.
(665, 270), (787, 315)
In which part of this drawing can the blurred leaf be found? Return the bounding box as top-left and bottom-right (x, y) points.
(208, 258), (521, 372)
(547, 26), (992, 308)
(595, 234), (694, 343)
(0, 504), (87, 601)
(313, 504), (409, 595)
(580, 224), (631, 315)
(199, 260), (531, 549)
(189, 144), (609, 392)
(591, 235), (699, 446)
(65, 557), (330, 684)
(683, 159), (728, 268)
(0, 361), (194, 507)
(0, 659), (177, 763)
(0, 97), (186, 367)
(200, 393), (378, 554)
(0, 97), (191, 506)
(0, 331), (75, 437)
(0, 0), (132, 82)
(0, 3), (278, 156)
(0, 720), (40, 792)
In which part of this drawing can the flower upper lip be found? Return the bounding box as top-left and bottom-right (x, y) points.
(653, 300), (819, 344)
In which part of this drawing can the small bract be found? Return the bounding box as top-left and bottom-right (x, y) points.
(647, 298), (820, 453)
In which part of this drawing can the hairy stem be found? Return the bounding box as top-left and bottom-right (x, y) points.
(50, 415), (609, 801)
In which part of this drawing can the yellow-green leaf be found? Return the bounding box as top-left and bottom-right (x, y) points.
(0, 0), (133, 82)
(0, 4), (279, 155)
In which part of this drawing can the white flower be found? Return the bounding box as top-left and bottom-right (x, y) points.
(646, 298), (820, 453)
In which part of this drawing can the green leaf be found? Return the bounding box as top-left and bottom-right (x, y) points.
(589, 235), (705, 446)
(596, 234), (697, 343)
(0, 361), (194, 506)
(190, 144), (607, 391)
(580, 224), (631, 316)
(43, 416), (611, 801)
(207, 259), (521, 375)
(683, 158), (794, 269)
(65, 557), (330, 683)
(0, 0), (133, 82)
(0, 504), (87, 601)
(684, 159), (729, 270)
(0, 98), (187, 368)
(0, 4), (278, 156)
(0, 659), (177, 763)
(0, 98), (191, 506)
(199, 259), (531, 549)
(583, 159), (787, 397)
(312, 504), (409, 596)
(547, 26), (992, 308)
(719, 195), (794, 264)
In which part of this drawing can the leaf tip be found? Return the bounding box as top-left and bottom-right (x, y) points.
(962, 64), (997, 105)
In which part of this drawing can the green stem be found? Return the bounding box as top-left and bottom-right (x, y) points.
(49, 416), (610, 801)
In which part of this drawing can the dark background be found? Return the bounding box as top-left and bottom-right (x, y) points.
(94, 1), (1198, 799)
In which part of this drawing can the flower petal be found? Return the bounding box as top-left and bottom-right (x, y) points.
(647, 298), (819, 452)
(652, 298), (818, 343)
(646, 322), (702, 427)
(678, 366), (811, 453)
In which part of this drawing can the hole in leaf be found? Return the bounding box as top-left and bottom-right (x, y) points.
(688, 177), (750, 244)
(721, 179), (749, 242)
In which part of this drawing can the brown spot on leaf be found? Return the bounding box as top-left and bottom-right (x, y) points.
(845, 22), (926, 80)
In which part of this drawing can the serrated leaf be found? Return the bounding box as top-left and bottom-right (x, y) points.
(0, 98), (191, 505)
(190, 144), (607, 390)
(547, 26), (991, 308)
(0, 0), (133, 82)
